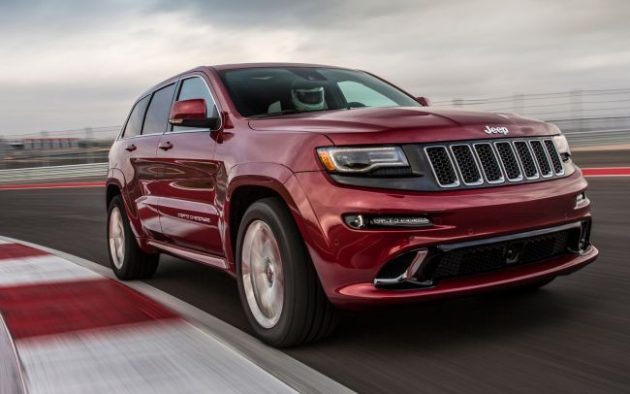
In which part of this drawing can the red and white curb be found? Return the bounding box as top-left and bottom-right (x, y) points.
(0, 237), (353, 394)
(0, 166), (627, 192)
(0, 181), (104, 191)
(581, 167), (630, 177)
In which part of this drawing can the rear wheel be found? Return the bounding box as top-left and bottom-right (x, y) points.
(107, 195), (159, 280)
(236, 197), (337, 347)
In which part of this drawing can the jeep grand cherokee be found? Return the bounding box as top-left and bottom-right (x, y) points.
(106, 63), (597, 347)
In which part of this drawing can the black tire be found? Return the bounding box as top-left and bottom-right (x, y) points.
(236, 197), (337, 347)
(107, 195), (159, 280)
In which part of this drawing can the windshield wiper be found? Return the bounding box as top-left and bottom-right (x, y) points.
(252, 109), (301, 118)
(252, 108), (353, 119)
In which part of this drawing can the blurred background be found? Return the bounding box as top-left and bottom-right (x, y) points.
(1, 0), (629, 174)
(0, 2), (629, 393)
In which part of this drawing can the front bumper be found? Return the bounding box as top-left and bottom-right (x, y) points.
(337, 245), (597, 305)
(287, 169), (596, 307)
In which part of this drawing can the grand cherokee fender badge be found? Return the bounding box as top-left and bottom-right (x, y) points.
(484, 125), (509, 135)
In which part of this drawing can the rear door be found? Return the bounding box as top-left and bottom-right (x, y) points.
(118, 92), (165, 236)
(155, 75), (223, 256)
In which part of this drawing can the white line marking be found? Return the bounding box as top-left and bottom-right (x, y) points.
(0, 236), (355, 394)
(18, 320), (295, 394)
(0, 313), (27, 394)
(0, 255), (101, 287)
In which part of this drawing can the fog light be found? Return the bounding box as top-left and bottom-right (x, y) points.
(344, 214), (367, 229)
(344, 214), (432, 229)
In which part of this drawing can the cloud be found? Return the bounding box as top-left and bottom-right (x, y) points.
(0, 0), (629, 134)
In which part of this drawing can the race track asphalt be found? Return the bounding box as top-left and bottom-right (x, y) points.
(0, 152), (628, 393)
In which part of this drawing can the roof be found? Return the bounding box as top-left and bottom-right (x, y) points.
(209, 62), (350, 71)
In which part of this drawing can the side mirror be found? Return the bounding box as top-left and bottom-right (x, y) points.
(416, 96), (431, 106)
(169, 99), (220, 129)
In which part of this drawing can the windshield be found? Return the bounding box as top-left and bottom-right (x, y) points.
(218, 67), (420, 118)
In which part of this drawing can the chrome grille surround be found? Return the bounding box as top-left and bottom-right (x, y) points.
(493, 141), (524, 182)
(513, 140), (540, 180)
(449, 144), (483, 186)
(472, 143), (505, 184)
(544, 139), (565, 176)
(425, 137), (565, 189)
(529, 140), (553, 178)
(424, 146), (460, 188)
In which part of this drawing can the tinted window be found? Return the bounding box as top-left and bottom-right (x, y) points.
(338, 81), (398, 107)
(172, 77), (219, 131)
(143, 84), (176, 134)
(123, 96), (150, 138)
(219, 67), (419, 117)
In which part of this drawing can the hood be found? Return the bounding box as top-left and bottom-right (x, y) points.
(248, 107), (556, 145)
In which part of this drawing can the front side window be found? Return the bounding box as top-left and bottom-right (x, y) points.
(122, 95), (150, 138)
(143, 84), (176, 134)
(219, 67), (420, 118)
(172, 77), (219, 131)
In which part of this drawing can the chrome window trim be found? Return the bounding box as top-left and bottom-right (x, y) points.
(513, 139), (540, 180)
(448, 144), (483, 186)
(423, 146), (460, 188)
(472, 142), (505, 184)
(120, 132), (164, 141)
(493, 141), (524, 182)
(169, 74), (223, 134)
(528, 139), (553, 178)
(118, 93), (152, 141)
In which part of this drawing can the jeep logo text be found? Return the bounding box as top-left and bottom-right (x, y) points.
(483, 126), (509, 135)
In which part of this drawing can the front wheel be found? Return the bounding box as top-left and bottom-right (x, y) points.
(107, 195), (159, 280)
(236, 197), (337, 347)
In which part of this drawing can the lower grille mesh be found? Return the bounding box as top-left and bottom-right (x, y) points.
(427, 230), (571, 281)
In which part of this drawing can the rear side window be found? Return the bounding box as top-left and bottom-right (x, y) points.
(122, 96), (150, 138)
(172, 77), (219, 131)
(143, 84), (176, 134)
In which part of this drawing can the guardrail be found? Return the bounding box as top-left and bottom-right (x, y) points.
(0, 162), (108, 184)
(564, 129), (630, 147)
(0, 129), (627, 184)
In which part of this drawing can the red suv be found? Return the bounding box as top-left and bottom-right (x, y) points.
(107, 63), (597, 346)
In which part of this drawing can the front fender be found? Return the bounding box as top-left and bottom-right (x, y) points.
(223, 162), (306, 271)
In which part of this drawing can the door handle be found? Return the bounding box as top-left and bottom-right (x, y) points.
(159, 141), (173, 151)
(125, 144), (137, 152)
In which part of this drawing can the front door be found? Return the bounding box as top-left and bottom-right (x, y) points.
(155, 75), (223, 256)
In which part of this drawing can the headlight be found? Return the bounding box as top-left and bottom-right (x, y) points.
(317, 146), (409, 173)
(552, 134), (571, 161)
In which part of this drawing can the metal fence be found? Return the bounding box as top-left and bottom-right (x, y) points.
(0, 163), (108, 184)
(432, 88), (630, 147)
(0, 88), (628, 176)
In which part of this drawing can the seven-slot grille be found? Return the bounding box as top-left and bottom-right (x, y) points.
(425, 137), (564, 188)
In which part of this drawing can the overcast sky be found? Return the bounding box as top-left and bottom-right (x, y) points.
(1, 0), (629, 135)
